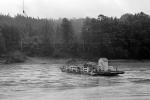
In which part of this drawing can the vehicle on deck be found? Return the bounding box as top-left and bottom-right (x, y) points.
(60, 58), (125, 76)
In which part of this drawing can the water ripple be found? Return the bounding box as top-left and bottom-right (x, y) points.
(0, 62), (150, 100)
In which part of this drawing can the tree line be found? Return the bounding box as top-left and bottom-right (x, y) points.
(0, 12), (150, 59)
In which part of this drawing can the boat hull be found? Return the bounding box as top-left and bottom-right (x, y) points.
(60, 67), (124, 76)
(92, 71), (125, 76)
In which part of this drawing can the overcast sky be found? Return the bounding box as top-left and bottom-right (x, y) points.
(0, 0), (150, 19)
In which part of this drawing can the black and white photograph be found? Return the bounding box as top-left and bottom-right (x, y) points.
(0, 0), (150, 100)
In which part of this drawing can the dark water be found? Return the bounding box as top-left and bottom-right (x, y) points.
(0, 61), (150, 100)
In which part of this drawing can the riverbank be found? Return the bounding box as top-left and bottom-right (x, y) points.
(0, 57), (150, 66)
(1, 57), (150, 65)
(24, 57), (69, 64)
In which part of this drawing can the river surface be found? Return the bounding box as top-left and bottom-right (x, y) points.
(0, 61), (150, 100)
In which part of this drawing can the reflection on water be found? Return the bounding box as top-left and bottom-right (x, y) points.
(0, 61), (150, 100)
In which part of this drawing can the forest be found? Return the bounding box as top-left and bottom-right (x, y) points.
(0, 12), (150, 60)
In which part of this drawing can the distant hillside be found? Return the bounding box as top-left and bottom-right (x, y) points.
(0, 12), (150, 59)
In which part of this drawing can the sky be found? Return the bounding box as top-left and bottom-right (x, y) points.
(0, 0), (150, 19)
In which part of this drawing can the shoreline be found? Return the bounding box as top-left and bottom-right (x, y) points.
(1, 57), (150, 65)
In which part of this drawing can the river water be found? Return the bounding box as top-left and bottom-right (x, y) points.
(0, 61), (150, 100)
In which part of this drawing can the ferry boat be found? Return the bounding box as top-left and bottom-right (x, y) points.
(60, 58), (125, 76)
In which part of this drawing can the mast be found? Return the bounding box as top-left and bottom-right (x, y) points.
(20, 0), (27, 51)
(22, 0), (27, 17)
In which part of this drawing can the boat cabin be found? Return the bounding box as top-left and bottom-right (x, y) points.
(98, 58), (115, 71)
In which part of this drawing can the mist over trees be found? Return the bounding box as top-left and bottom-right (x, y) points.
(0, 12), (150, 59)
